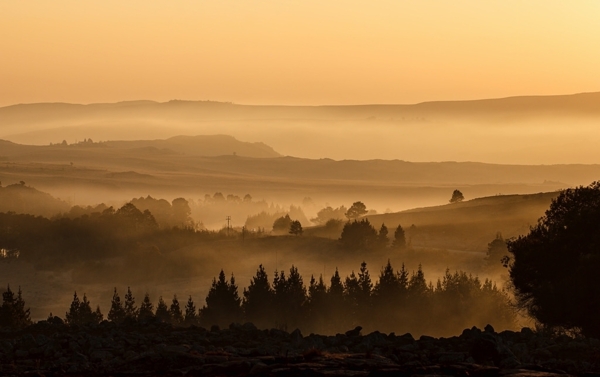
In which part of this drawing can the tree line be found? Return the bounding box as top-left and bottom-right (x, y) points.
(3, 261), (515, 336)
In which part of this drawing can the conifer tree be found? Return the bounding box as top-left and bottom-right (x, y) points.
(377, 223), (389, 249)
(242, 264), (274, 328)
(170, 295), (184, 324)
(124, 287), (138, 320)
(358, 261), (373, 299)
(139, 293), (154, 320)
(344, 271), (360, 322)
(13, 286), (31, 328)
(1, 285), (31, 328)
(392, 225), (406, 249)
(184, 296), (197, 325)
(94, 305), (104, 323)
(65, 291), (81, 325)
(79, 294), (94, 323)
(108, 288), (126, 323)
(307, 274), (327, 332)
(200, 270), (242, 327)
(408, 264), (429, 297)
(155, 296), (171, 322)
(272, 265), (306, 330)
(65, 291), (102, 325)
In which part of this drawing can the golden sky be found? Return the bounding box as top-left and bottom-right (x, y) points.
(1, 1), (600, 106)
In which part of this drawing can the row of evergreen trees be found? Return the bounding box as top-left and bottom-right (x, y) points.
(3, 261), (515, 336)
(55, 261), (515, 336)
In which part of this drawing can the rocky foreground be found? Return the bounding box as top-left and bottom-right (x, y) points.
(0, 318), (599, 376)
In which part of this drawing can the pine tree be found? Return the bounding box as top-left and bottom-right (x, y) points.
(408, 264), (428, 297)
(358, 262), (373, 299)
(170, 295), (184, 324)
(65, 291), (81, 325)
(200, 270), (242, 327)
(242, 264), (274, 328)
(392, 225), (406, 249)
(1, 285), (31, 328)
(13, 286), (31, 328)
(377, 223), (389, 249)
(94, 305), (104, 323)
(139, 293), (154, 320)
(272, 266), (306, 330)
(108, 288), (126, 323)
(184, 296), (197, 325)
(307, 274), (327, 332)
(155, 296), (171, 322)
(124, 287), (138, 320)
(79, 294), (94, 323)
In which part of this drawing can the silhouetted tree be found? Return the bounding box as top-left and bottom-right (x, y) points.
(272, 214), (293, 234)
(408, 265), (429, 297)
(507, 182), (600, 337)
(0, 285), (31, 328)
(65, 291), (102, 325)
(327, 269), (347, 331)
(345, 201), (367, 220)
(108, 288), (126, 323)
(243, 265), (274, 328)
(200, 270), (242, 327)
(273, 266), (306, 330)
(485, 232), (508, 269)
(124, 287), (138, 320)
(307, 274), (327, 332)
(310, 205), (347, 225)
(449, 189), (464, 203)
(339, 219), (378, 251)
(184, 296), (197, 325)
(377, 223), (389, 249)
(170, 295), (184, 324)
(138, 293), (154, 320)
(171, 198), (193, 228)
(155, 296), (171, 322)
(65, 291), (80, 325)
(392, 224), (406, 249)
(289, 220), (303, 236)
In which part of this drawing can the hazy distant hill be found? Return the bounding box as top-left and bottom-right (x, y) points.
(2, 92), (600, 129)
(103, 135), (280, 158)
(0, 183), (70, 217)
(366, 192), (558, 252)
(0, 135), (598, 215)
(2, 93), (600, 163)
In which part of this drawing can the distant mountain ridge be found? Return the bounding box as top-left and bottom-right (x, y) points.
(0, 135), (281, 159)
(2, 92), (600, 127)
(2, 92), (600, 163)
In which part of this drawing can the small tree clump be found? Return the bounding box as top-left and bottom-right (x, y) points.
(289, 220), (303, 236)
(0, 285), (31, 328)
(345, 201), (367, 220)
(449, 189), (465, 203)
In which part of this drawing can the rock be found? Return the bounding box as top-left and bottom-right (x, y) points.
(437, 351), (466, 363)
(291, 328), (303, 343)
(345, 326), (363, 337)
(471, 336), (500, 364)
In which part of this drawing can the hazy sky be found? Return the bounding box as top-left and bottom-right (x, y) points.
(2, 1), (600, 106)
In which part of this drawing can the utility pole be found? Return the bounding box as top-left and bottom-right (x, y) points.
(226, 216), (231, 236)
